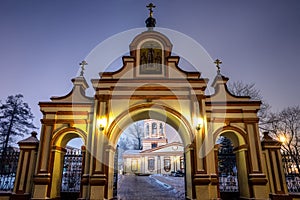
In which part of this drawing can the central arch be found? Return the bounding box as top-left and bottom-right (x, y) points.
(105, 102), (195, 199)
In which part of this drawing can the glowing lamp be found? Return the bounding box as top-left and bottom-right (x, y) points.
(196, 118), (203, 131)
(97, 118), (107, 131)
(279, 135), (286, 143)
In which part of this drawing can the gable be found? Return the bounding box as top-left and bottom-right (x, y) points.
(151, 145), (184, 153)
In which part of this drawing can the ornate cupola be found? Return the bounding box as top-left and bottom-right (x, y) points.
(145, 3), (156, 30)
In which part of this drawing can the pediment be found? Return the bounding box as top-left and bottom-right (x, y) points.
(50, 77), (93, 103)
(141, 142), (184, 153)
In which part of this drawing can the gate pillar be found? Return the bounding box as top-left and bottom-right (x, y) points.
(87, 128), (107, 200)
(193, 145), (218, 200)
(11, 131), (39, 200)
(49, 146), (67, 199)
(104, 145), (116, 200)
(261, 132), (290, 200)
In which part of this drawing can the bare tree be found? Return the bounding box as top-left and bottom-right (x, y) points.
(265, 106), (300, 173)
(0, 94), (37, 151)
(117, 121), (145, 151)
(227, 81), (270, 127)
(126, 121), (144, 150)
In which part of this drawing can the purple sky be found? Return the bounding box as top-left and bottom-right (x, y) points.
(0, 0), (299, 134)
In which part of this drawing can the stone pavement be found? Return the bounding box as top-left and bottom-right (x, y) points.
(150, 174), (185, 198)
(117, 174), (185, 200)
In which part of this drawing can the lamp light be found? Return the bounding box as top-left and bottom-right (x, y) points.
(196, 117), (203, 131)
(97, 117), (106, 131)
(279, 135), (287, 143)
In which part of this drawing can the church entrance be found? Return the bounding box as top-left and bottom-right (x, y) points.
(216, 136), (239, 200)
(115, 119), (186, 199)
(59, 138), (84, 200)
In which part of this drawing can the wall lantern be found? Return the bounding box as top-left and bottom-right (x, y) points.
(196, 117), (203, 131)
(97, 117), (107, 131)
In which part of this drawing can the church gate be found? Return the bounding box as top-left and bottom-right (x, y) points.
(9, 4), (290, 200)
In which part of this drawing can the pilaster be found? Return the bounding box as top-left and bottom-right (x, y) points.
(11, 131), (39, 200)
(261, 132), (291, 200)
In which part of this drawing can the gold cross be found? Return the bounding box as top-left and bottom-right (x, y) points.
(79, 60), (88, 76)
(146, 3), (156, 17)
(214, 59), (222, 74)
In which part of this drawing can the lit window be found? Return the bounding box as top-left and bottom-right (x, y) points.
(131, 159), (138, 172)
(180, 156), (184, 170)
(164, 157), (171, 172)
(148, 158), (155, 171)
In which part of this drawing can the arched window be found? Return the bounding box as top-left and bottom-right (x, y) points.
(148, 158), (155, 171)
(180, 156), (184, 170)
(152, 123), (157, 136)
(159, 123), (164, 136)
(164, 157), (171, 172)
(146, 124), (149, 137)
(131, 159), (138, 172)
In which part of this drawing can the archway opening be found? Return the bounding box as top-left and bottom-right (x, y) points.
(216, 136), (239, 200)
(50, 130), (86, 200)
(115, 119), (186, 199)
(60, 138), (84, 200)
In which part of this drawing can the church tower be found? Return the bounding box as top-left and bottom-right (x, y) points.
(142, 119), (168, 150)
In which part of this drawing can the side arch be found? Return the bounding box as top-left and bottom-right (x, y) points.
(213, 125), (248, 148)
(51, 127), (87, 147)
(213, 125), (251, 198)
(49, 127), (86, 198)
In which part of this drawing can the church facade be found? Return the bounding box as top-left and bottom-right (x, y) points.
(123, 119), (184, 175)
(10, 4), (290, 200)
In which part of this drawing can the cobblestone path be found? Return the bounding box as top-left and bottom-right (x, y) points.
(117, 174), (184, 200)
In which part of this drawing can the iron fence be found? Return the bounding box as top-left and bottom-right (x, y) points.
(217, 137), (239, 193)
(61, 149), (83, 192)
(0, 151), (20, 191)
(282, 151), (300, 193)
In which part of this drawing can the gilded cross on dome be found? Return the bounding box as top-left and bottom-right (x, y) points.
(79, 60), (88, 76)
(145, 3), (156, 29)
(146, 3), (156, 17)
(214, 59), (222, 74)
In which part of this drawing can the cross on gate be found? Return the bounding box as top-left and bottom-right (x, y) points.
(214, 59), (222, 74)
(79, 60), (88, 76)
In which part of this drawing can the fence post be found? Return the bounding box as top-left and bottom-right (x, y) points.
(11, 131), (39, 200)
(261, 131), (290, 200)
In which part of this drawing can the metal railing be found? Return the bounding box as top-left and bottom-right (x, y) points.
(61, 149), (83, 192)
(282, 151), (300, 193)
(0, 151), (20, 191)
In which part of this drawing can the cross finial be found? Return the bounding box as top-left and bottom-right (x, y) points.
(146, 3), (156, 17)
(79, 60), (88, 76)
(214, 59), (222, 74)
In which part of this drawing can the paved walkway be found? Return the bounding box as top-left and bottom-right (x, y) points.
(117, 174), (185, 200)
(150, 174), (185, 198)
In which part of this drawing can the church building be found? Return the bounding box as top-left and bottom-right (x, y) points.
(123, 119), (184, 175)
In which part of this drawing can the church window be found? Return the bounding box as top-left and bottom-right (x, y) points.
(131, 159), (138, 172)
(152, 123), (157, 136)
(159, 123), (164, 136)
(148, 158), (155, 171)
(151, 143), (157, 148)
(146, 124), (149, 137)
(164, 157), (171, 172)
(139, 41), (163, 75)
(180, 156), (184, 170)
